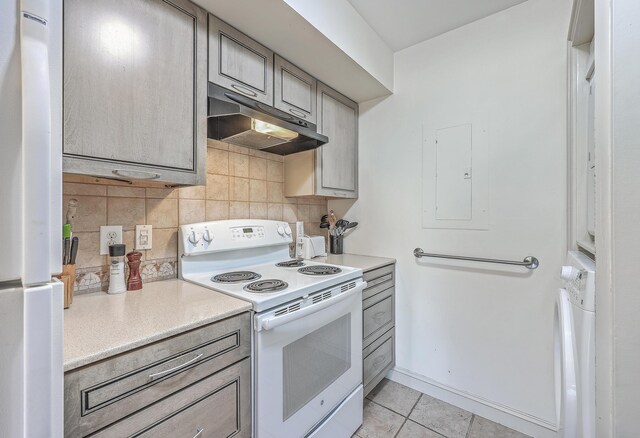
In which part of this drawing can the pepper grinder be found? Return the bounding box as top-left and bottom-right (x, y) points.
(107, 244), (126, 294)
(126, 251), (143, 291)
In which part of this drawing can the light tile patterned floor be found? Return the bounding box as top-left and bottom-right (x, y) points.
(354, 379), (531, 438)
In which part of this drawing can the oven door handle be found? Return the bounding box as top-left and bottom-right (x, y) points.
(259, 282), (366, 332)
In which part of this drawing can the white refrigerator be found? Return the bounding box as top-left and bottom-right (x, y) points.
(0, 0), (63, 436)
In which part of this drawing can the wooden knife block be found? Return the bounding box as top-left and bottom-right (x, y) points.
(54, 264), (76, 309)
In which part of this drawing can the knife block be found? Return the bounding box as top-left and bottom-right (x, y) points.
(54, 264), (76, 309)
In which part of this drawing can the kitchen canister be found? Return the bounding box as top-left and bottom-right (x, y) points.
(330, 235), (344, 255)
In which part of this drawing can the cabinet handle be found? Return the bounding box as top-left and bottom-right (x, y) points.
(192, 428), (204, 438)
(113, 169), (161, 180)
(373, 354), (387, 367)
(373, 311), (386, 323)
(148, 353), (203, 380)
(289, 108), (307, 119)
(231, 84), (258, 97)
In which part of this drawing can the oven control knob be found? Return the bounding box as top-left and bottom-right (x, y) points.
(202, 230), (213, 243)
(284, 225), (292, 236)
(277, 226), (285, 236)
(187, 231), (200, 245)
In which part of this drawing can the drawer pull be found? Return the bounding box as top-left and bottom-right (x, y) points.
(289, 108), (307, 118)
(148, 353), (203, 380)
(373, 311), (386, 323)
(366, 274), (393, 288)
(192, 428), (204, 438)
(373, 355), (387, 367)
(113, 169), (161, 180)
(231, 84), (258, 97)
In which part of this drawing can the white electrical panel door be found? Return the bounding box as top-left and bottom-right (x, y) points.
(435, 124), (472, 220)
(423, 117), (488, 230)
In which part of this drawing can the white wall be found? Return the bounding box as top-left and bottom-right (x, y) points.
(283, 0), (394, 92)
(330, 0), (571, 433)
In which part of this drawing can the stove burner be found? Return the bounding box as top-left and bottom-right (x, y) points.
(276, 259), (306, 268)
(297, 265), (342, 276)
(244, 279), (288, 293)
(212, 271), (261, 283)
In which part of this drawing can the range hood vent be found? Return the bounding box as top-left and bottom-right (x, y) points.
(207, 83), (328, 155)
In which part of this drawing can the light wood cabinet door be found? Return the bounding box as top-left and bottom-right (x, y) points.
(63, 0), (207, 185)
(209, 15), (273, 105)
(315, 82), (358, 198)
(274, 55), (316, 124)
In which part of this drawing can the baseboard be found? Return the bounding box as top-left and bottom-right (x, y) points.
(387, 367), (558, 438)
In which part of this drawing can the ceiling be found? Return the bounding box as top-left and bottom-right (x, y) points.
(346, 0), (528, 51)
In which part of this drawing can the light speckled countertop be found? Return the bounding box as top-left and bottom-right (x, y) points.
(64, 279), (251, 372)
(317, 253), (396, 272)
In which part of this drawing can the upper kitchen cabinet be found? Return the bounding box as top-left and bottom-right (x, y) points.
(284, 82), (358, 198)
(208, 15), (274, 106)
(63, 0), (207, 186)
(274, 55), (317, 124)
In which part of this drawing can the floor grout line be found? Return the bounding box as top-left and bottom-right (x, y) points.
(391, 393), (424, 438)
(465, 414), (476, 438)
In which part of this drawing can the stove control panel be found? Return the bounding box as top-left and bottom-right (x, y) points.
(231, 226), (265, 241)
(180, 219), (293, 256)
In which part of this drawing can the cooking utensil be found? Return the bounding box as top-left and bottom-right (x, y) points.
(69, 236), (79, 265)
(319, 222), (330, 229)
(63, 237), (70, 265)
(344, 221), (358, 229)
(328, 210), (337, 229)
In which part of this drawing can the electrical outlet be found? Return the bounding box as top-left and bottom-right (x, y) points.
(100, 225), (123, 255)
(135, 224), (152, 250)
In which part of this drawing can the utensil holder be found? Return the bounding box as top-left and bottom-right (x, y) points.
(54, 264), (76, 309)
(330, 235), (343, 255)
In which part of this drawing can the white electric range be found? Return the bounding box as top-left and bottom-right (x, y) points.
(179, 219), (366, 438)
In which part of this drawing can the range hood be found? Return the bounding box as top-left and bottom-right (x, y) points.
(207, 83), (328, 155)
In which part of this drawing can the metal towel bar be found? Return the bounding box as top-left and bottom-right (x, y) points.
(413, 248), (539, 270)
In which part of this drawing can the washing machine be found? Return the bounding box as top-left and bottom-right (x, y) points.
(554, 251), (595, 438)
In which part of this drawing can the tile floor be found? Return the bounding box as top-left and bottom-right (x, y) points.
(354, 379), (531, 438)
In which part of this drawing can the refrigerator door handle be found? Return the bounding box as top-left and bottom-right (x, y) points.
(20, 7), (56, 285)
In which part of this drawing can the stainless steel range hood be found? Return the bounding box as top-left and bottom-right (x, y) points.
(207, 83), (328, 155)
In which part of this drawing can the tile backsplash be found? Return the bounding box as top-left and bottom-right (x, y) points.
(65, 139), (328, 294)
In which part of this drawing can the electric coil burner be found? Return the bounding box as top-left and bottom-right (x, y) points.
(212, 271), (261, 283)
(244, 279), (288, 293)
(297, 265), (343, 276)
(276, 259), (306, 268)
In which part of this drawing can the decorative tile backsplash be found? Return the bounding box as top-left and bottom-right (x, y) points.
(64, 139), (328, 294)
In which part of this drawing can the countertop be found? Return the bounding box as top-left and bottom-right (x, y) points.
(317, 253), (396, 272)
(64, 279), (251, 372)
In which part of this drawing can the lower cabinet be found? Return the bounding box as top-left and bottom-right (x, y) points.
(361, 263), (396, 396)
(64, 313), (251, 437)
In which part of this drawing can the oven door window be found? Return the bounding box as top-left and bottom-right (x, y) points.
(282, 314), (351, 420)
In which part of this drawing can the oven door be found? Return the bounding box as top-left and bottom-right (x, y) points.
(254, 282), (364, 438)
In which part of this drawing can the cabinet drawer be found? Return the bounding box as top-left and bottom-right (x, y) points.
(274, 55), (316, 124)
(363, 289), (394, 346)
(363, 328), (395, 396)
(65, 313), (250, 437)
(209, 14), (273, 105)
(92, 358), (251, 438)
(363, 265), (394, 301)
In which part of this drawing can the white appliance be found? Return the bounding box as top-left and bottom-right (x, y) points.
(0, 0), (63, 436)
(301, 235), (327, 259)
(179, 219), (366, 438)
(554, 251), (595, 438)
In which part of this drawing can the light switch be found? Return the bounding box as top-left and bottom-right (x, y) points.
(135, 225), (152, 250)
